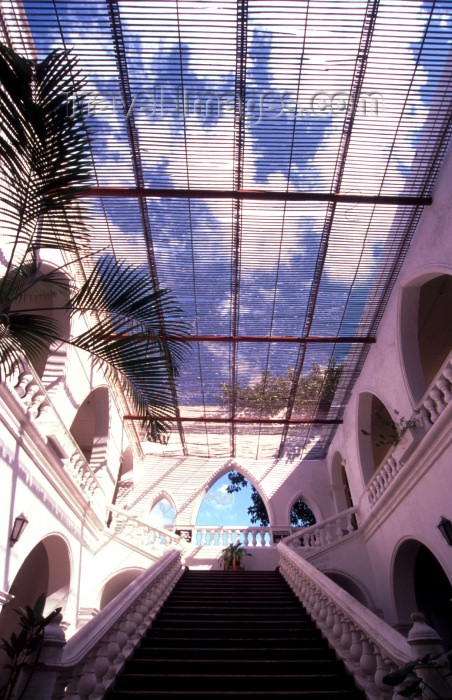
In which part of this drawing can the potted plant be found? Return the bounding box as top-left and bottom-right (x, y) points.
(219, 542), (252, 571)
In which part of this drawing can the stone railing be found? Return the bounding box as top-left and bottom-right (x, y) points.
(278, 544), (452, 699)
(109, 506), (183, 551)
(19, 550), (185, 700)
(367, 354), (452, 508)
(188, 525), (282, 547)
(418, 355), (452, 428)
(4, 360), (105, 506)
(282, 508), (358, 552)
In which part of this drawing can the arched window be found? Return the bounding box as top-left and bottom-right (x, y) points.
(147, 497), (176, 527)
(289, 498), (316, 527)
(196, 471), (269, 527)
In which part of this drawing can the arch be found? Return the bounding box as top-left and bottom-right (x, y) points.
(400, 271), (452, 404)
(324, 570), (372, 608)
(193, 464), (273, 527)
(147, 493), (176, 527)
(99, 568), (145, 610)
(358, 392), (397, 484)
(11, 263), (71, 387)
(288, 496), (317, 528)
(0, 535), (71, 643)
(330, 451), (354, 513)
(70, 386), (110, 472)
(392, 539), (452, 647)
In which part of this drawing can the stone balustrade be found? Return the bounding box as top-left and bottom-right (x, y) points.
(20, 550), (185, 700)
(282, 508), (358, 553)
(367, 354), (452, 508)
(278, 543), (414, 699)
(109, 506), (183, 551)
(418, 355), (452, 427)
(5, 359), (105, 505)
(190, 525), (275, 547)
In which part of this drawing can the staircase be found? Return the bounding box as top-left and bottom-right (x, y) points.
(106, 570), (365, 698)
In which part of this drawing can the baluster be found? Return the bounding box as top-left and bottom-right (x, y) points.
(349, 626), (363, 664)
(431, 385), (446, 414)
(424, 396), (439, 422)
(340, 616), (352, 650)
(15, 372), (33, 398)
(359, 636), (377, 681)
(332, 610), (344, 642)
(374, 650), (394, 696)
(437, 375), (451, 404)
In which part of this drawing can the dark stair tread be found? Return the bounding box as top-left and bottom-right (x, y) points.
(114, 673), (358, 692)
(108, 571), (364, 699)
(107, 693), (364, 699)
(133, 647), (336, 660)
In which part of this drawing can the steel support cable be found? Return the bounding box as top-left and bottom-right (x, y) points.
(229, 0), (248, 457)
(277, 0), (381, 459)
(107, 0), (187, 453)
(174, 0), (211, 458)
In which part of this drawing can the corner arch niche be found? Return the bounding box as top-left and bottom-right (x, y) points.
(358, 393), (397, 483)
(70, 387), (109, 472)
(401, 273), (452, 403)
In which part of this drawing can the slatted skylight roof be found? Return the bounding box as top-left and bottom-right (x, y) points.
(2, 0), (451, 460)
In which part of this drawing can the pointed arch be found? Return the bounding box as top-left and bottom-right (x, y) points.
(192, 462), (274, 527)
(147, 491), (177, 526)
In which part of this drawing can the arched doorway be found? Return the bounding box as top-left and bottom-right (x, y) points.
(393, 539), (452, 648)
(99, 569), (144, 610)
(0, 535), (71, 684)
(196, 471), (270, 528)
(325, 572), (370, 607)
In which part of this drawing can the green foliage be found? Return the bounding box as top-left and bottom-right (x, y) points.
(219, 542), (252, 570)
(0, 594), (61, 700)
(383, 650), (452, 699)
(361, 409), (421, 448)
(290, 498), (316, 528)
(220, 360), (343, 417)
(0, 44), (189, 437)
(226, 471), (316, 528)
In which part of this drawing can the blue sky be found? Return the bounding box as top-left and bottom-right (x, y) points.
(196, 473), (256, 526)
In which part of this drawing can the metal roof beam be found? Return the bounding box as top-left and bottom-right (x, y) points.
(77, 187), (431, 207)
(123, 416), (343, 425)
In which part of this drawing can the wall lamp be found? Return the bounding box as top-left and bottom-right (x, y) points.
(10, 514), (28, 547)
(437, 516), (452, 546)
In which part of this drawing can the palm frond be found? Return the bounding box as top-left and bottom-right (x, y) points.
(68, 257), (190, 429)
(0, 43), (91, 258)
(0, 313), (61, 382)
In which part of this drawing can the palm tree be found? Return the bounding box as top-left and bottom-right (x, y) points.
(0, 44), (188, 437)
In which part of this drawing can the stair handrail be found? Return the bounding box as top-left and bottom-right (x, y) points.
(20, 550), (185, 700)
(108, 504), (183, 547)
(283, 506), (359, 549)
(278, 542), (411, 699)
